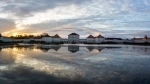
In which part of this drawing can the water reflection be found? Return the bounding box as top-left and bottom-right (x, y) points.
(0, 45), (120, 53)
(0, 45), (150, 84)
(39, 45), (61, 52)
(86, 46), (94, 51)
(68, 45), (79, 53)
(0, 48), (2, 52)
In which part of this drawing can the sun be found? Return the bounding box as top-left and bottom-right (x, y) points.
(13, 33), (19, 36)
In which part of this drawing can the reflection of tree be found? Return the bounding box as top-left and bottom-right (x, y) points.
(0, 48), (2, 52)
(0, 48), (15, 65)
(14, 46), (34, 51)
(68, 45), (79, 53)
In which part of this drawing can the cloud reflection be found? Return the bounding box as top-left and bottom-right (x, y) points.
(0, 45), (150, 84)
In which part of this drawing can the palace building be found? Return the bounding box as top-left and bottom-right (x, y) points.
(1, 32), (149, 44)
(68, 33), (80, 44)
(132, 35), (150, 43)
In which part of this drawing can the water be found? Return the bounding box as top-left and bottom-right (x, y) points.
(0, 44), (150, 84)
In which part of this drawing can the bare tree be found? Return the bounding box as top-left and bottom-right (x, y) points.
(0, 33), (2, 37)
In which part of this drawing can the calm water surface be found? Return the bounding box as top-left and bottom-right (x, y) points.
(0, 44), (150, 84)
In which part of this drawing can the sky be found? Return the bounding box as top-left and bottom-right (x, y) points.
(0, 0), (150, 38)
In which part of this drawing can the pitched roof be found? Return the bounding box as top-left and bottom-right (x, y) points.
(133, 38), (150, 40)
(133, 38), (143, 40)
(133, 35), (150, 40)
(144, 35), (148, 39)
(69, 33), (79, 35)
(97, 34), (104, 38)
(53, 34), (61, 38)
(87, 35), (95, 38)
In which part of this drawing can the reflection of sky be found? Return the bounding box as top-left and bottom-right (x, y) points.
(0, 45), (150, 83)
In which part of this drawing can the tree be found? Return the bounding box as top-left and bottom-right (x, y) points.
(0, 33), (2, 37)
(41, 33), (49, 37)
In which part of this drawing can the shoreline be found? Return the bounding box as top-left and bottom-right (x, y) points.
(1, 42), (150, 46)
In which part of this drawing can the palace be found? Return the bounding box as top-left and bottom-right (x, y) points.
(68, 33), (80, 44)
(132, 35), (150, 43)
(0, 33), (150, 44)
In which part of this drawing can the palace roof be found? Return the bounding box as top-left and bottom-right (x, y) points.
(69, 33), (79, 35)
(97, 34), (104, 38)
(133, 38), (150, 40)
(133, 35), (150, 40)
(53, 34), (61, 38)
(87, 35), (95, 38)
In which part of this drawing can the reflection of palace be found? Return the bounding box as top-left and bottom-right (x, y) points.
(39, 46), (61, 52)
(96, 47), (103, 52)
(68, 45), (79, 53)
(86, 46), (104, 52)
(0, 45), (124, 53)
(86, 46), (95, 51)
(130, 47), (150, 53)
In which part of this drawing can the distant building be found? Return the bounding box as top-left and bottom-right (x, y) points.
(0, 37), (14, 42)
(52, 34), (61, 43)
(133, 35), (150, 43)
(42, 35), (52, 43)
(2, 32), (149, 44)
(79, 39), (86, 43)
(104, 38), (123, 43)
(0, 33), (14, 42)
(33, 36), (42, 42)
(95, 34), (105, 43)
(68, 33), (79, 44)
(86, 35), (95, 43)
(62, 39), (68, 43)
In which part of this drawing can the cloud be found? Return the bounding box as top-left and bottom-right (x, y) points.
(121, 21), (150, 30)
(102, 30), (150, 38)
(0, 18), (16, 33)
(0, 0), (88, 17)
(1, 0), (150, 38)
(0, 66), (87, 84)
(15, 24), (101, 38)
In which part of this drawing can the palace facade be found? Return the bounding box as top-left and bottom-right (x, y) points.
(0, 33), (150, 44)
(132, 35), (150, 43)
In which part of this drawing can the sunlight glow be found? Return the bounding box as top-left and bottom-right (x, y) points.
(13, 33), (19, 36)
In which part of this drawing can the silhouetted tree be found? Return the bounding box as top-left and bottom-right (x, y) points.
(0, 33), (2, 37)
(41, 33), (49, 37)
